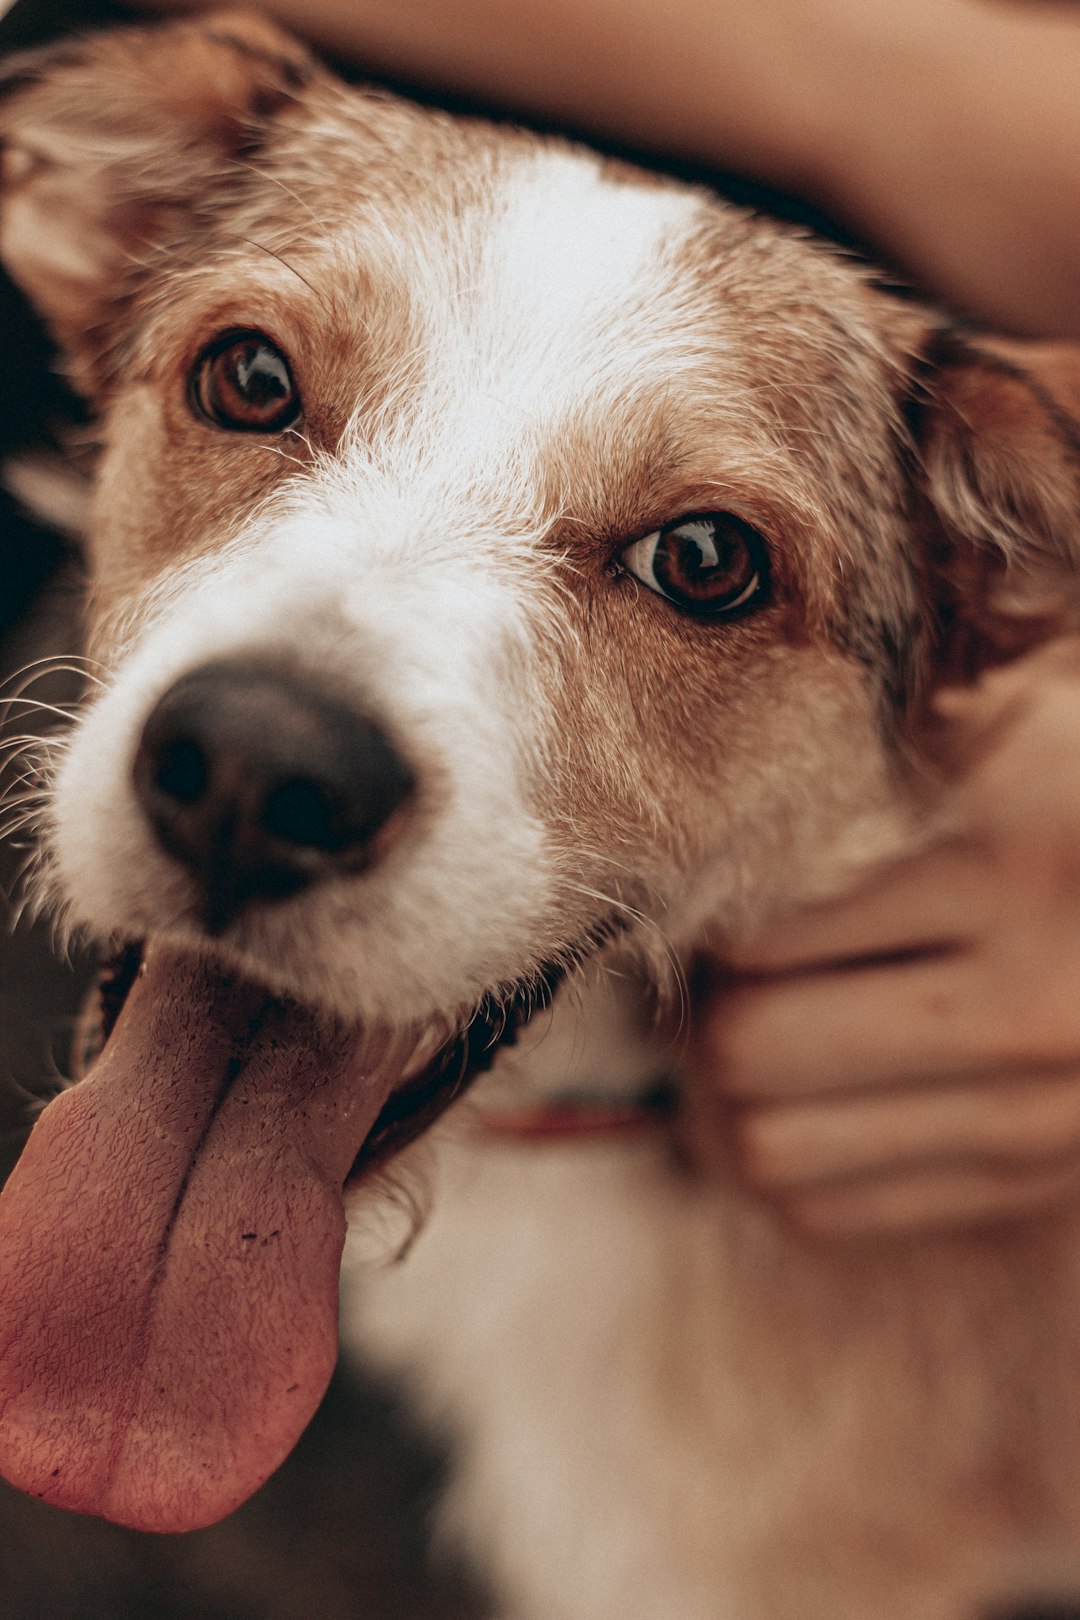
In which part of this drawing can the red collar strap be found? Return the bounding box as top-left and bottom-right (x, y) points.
(473, 1083), (675, 1142)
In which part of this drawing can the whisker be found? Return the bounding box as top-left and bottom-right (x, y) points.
(0, 783), (50, 819)
(0, 757), (54, 796)
(0, 732), (62, 758)
(0, 817), (47, 839)
(562, 876), (689, 1039)
(288, 428), (319, 463)
(0, 655), (104, 700)
(0, 697), (80, 725)
(253, 441), (312, 473)
(237, 236), (325, 304)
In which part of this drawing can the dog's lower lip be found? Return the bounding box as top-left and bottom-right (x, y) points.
(331, 914), (630, 1176)
(344, 988), (532, 1181)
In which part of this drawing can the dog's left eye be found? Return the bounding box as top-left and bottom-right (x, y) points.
(190, 331), (302, 433)
(619, 512), (768, 617)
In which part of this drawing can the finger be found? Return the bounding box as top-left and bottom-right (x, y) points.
(782, 1157), (1080, 1238)
(923, 672), (1036, 776)
(733, 1068), (1080, 1191)
(694, 954), (1013, 1100)
(931, 637), (1080, 740)
(724, 844), (992, 974)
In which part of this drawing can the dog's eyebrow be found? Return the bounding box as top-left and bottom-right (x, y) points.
(236, 236), (325, 304)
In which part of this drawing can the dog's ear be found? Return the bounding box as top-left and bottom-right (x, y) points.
(0, 10), (315, 389)
(909, 330), (1080, 680)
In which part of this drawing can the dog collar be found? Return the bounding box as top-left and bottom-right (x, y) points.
(473, 1082), (675, 1141)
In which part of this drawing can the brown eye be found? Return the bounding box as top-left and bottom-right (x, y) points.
(619, 512), (768, 617)
(190, 330), (301, 433)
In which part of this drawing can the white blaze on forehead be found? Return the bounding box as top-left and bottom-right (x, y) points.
(345, 147), (713, 472)
(45, 143), (719, 1020)
(469, 151), (707, 405)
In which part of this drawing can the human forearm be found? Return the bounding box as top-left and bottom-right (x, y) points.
(134, 0), (1080, 335)
(818, 2), (1080, 335)
(132, 0), (868, 191)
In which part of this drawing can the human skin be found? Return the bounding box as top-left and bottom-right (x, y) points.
(138, 0), (1080, 336)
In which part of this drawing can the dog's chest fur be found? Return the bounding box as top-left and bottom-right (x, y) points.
(345, 981), (1080, 1620)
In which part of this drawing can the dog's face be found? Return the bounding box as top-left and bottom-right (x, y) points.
(0, 12), (946, 1029)
(2, 9), (1080, 1539)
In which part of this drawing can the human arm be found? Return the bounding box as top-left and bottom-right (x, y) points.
(135, 0), (1080, 336)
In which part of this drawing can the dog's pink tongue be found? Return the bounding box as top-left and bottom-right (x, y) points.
(0, 943), (393, 1533)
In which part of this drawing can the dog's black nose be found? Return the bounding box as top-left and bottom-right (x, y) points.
(133, 661), (414, 930)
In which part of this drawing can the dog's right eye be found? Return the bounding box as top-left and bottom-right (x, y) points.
(619, 512), (769, 618)
(190, 331), (302, 433)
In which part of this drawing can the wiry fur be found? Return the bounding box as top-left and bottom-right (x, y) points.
(4, 14), (1080, 1619)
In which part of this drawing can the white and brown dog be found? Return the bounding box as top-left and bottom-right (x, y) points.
(1, 13), (1079, 1619)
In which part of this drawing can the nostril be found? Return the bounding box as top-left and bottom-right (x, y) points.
(262, 777), (338, 850)
(153, 735), (209, 806)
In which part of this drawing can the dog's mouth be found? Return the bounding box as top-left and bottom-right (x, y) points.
(76, 941), (553, 1185)
(0, 932), (590, 1535)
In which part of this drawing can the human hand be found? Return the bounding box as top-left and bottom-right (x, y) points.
(684, 639), (1080, 1236)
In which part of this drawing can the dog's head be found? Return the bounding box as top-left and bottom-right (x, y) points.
(0, 10), (1078, 1537)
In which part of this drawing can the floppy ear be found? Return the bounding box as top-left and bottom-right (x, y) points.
(909, 329), (1080, 681)
(0, 10), (315, 390)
